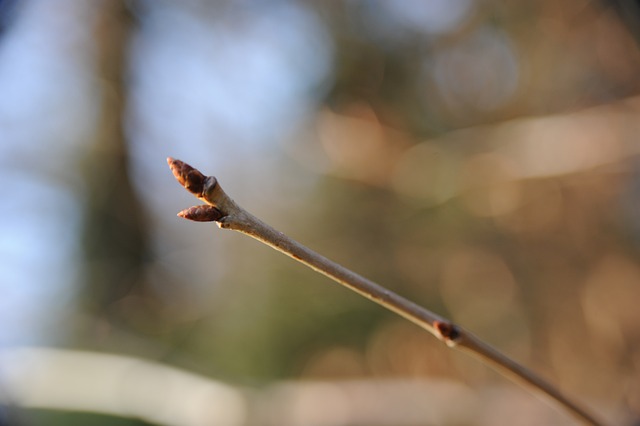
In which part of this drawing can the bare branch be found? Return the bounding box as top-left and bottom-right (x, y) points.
(167, 157), (607, 426)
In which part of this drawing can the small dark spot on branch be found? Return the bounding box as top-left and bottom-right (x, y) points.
(434, 320), (461, 345)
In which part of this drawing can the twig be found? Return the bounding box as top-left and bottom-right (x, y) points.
(167, 157), (607, 426)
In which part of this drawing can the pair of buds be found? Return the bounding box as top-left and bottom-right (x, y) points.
(167, 157), (223, 222)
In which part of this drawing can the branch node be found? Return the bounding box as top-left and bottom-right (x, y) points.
(434, 320), (461, 347)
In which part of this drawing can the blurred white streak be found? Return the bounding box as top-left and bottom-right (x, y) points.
(385, 96), (640, 211)
(468, 97), (640, 178)
(0, 347), (247, 426)
(496, 109), (630, 178)
(0, 347), (584, 426)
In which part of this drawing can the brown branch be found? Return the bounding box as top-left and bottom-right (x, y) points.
(167, 157), (608, 426)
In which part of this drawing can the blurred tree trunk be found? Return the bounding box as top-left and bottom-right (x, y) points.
(80, 0), (148, 326)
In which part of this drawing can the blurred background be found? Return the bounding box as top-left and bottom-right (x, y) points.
(1, 0), (640, 424)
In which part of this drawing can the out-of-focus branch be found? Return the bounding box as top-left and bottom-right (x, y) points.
(0, 347), (246, 426)
(168, 157), (607, 426)
(82, 0), (149, 314)
(1, 347), (601, 426)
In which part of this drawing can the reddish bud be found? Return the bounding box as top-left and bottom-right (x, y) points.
(178, 205), (223, 222)
(167, 157), (207, 196)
